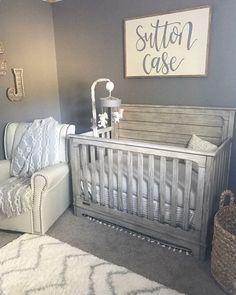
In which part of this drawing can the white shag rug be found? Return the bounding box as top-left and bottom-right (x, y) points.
(0, 234), (185, 295)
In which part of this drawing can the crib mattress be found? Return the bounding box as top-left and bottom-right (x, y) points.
(82, 153), (198, 227)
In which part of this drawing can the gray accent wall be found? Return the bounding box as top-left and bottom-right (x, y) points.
(0, 0), (61, 159)
(1, 1), (235, 189)
(52, 0), (236, 189)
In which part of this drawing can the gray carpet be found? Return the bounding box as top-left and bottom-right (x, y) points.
(0, 209), (225, 295)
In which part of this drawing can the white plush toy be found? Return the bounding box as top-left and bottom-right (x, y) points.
(112, 108), (124, 123)
(98, 112), (108, 128)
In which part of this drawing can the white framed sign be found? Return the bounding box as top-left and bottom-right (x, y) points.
(124, 6), (211, 77)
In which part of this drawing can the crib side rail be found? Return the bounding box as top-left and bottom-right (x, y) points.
(69, 135), (212, 231)
(80, 126), (114, 138)
(69, 134), (214, 164)
(214, 137), (232, 197)
(202, 137), (233, 222)
(197, 137), (232, 259)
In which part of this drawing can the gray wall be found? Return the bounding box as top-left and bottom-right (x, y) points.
(0, 0), (61, 159)
(53, 0), (236, 189)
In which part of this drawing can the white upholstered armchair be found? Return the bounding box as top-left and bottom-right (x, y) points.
(0, 122), (75, 234)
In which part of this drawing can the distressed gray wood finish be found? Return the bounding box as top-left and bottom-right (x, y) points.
(117, 150), (123, 211)
(137, 153), (144, 216)
(147, 155), (154, 221)
(81, 145), (89, 202)
(183, 160), (192, 230)
(119, 104), (235, 146)
(69, 142), (81, 207)
(98, 147), (105, 206)
(90, 146), (96, 203)
(159, 157), (166, 223)
(171, 159), (179, 227)
(127, 151), (133, 214)
(69, 105), (235, 260)
(108, 149), (114, 208)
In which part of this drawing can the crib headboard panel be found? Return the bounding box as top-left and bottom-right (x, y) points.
(118, 105), (235, 147)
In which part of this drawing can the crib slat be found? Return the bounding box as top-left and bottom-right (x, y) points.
(117, 150), (123, 211)
(90, 146), (96, 203)
(127, 151), (133, 213)
(212, 158), (218, 197)
(222, 150), (228, 190)
(159, 156), (166, 223)
(98, 147), (105, 205)
(195, 167), (206, 230)
(224, 148), (230, 189)
(220, 151), (225, 191)
(217, 153), (222, 194)
(215, 154), (220, 194)
(216, 152), (223, 194)
(147, 155), (154, 220)
(224, 149), (229, 189)
(70, 143), (81, 205)
(171, 158), (179, 227)
(137, 153), (144, 216)
(215, 155), (219, 193)
(108, 149), (114, 208)
(219, 151), (224, 192)
(108, 131), (112, 139)
(81, 145), (90, 202)
(183, 160), (192, 230)
(220, 150), (225, 191)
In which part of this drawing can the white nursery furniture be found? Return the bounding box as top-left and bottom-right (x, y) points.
(0, 121), (75, 234)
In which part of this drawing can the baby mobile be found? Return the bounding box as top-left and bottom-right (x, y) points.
(90, 78), (123, 136)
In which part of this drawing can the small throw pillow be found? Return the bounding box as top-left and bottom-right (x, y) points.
(187, 134), (218, 152)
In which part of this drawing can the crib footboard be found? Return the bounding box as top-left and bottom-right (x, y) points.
(69, 134), (231, 260)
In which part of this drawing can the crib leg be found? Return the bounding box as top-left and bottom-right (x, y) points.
(199, 246), (207, 260)
(192, 244), (207, 260)
(73, 205), (83, 217)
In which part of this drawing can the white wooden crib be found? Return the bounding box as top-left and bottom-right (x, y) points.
(69, 105), (235, 259)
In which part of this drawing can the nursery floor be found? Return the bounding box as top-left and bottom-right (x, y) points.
(0, 209), (225, 295)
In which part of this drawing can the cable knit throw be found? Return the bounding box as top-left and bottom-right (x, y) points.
(0, 118), (60, 217)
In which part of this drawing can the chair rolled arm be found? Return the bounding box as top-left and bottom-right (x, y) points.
(0, 160), (11, 183)
(31, 162), (69, 193)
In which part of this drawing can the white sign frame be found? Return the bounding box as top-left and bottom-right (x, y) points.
(124, 6), (211, 78)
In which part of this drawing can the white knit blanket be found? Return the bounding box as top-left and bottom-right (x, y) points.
(11, 117), (60, 178)
(0, 177), (32, 218)
(0, 118), (60, 217)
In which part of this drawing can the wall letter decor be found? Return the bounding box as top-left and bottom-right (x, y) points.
(0, 41), (7, 76)
(7, 68), (25, 102)
(124, 6), (211, 77)
(0, 59), (7, 76)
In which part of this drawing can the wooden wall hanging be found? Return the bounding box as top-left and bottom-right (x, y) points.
(124, 6), (211, 77)
(7, 68), (25, 102)
(0, 41), (7, 76)
(0, 59), (7, 76)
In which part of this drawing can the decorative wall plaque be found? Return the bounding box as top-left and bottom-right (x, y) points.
(7, 68), (25, 102)
(0, 41), (7, 76)
(0, 59), (7, 76)
(124, 6), (211, 77)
